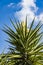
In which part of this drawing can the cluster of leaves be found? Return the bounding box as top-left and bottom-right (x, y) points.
(0, 18), (43, 65)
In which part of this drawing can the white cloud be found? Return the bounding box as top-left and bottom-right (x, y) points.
(7, 1), (43, 24)
(34, 13), (43, 24)
(22, 0), (38, 12)
(13, 0), (43, 25)
(8, 3), (14, 7)
(38, 13), (43, 23)
(14, 0), (38, 24)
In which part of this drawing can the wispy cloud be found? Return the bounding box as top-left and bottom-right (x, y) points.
(14, 0), (43, 24)
(8, 3), (15, 7)
(14, 0), (38, 23)
(7, 1), (43, 24)
(33, 13), (43, 24)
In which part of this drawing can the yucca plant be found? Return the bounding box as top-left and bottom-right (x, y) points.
(1, 17), (43, 65)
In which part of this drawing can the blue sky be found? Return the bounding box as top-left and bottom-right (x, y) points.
(0, 0), (43, 54)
